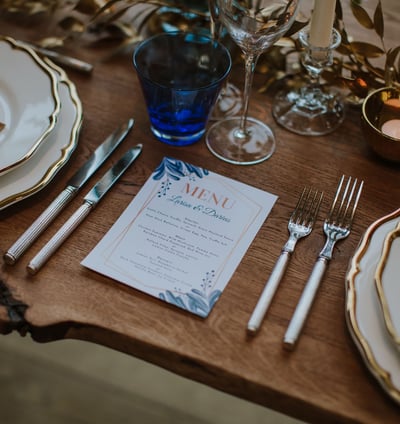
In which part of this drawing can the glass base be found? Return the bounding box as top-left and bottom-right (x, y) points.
(151, 126), (204, 146)
(210, 82), (243, 121)
(272, 87), (345, 136)
(206, 117), (275, 165)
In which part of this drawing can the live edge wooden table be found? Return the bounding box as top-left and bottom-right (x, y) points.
(1, 13), (400, 424)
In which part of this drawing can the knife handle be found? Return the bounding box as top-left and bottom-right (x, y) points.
(42, 49), (94, 74)
(27, 202), (93, 275)
(4, 187), (77, 265)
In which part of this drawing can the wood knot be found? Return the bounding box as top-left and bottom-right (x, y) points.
(0, 279), (28, 333)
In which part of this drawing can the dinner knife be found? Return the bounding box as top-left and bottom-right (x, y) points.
(4, 118), (134, 265)
(22, 41), (94, 74)
(27, 145), (142, 275)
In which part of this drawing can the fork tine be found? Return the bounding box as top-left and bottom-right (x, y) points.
(327, 174), (344, 220)
(291, 186), (308, 223)
(329, 176), (364, 227)
(292, 187), (323, 227)
(349, 179), (363, 224)
(304, 190), (323, 227)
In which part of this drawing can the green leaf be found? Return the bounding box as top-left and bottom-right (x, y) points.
(351, 2), (374, 29)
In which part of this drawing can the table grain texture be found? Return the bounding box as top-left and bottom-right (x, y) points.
(1, 4), (400, 424)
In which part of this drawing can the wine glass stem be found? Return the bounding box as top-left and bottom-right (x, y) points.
(208, 0), (222, 40)
(239, 53), (258, 136)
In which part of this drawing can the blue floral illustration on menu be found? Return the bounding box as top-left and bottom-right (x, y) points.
(153, 157), (209, 197)
(159, 270), (221, 318)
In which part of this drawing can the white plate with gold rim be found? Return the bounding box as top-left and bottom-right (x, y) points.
(0, 58), (82, 210)
(346, 208), (400, 405)
(0, 36), (60, 176)
(375, 221), (400, 350)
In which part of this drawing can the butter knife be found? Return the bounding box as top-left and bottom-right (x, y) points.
(27, 145), (142, 275)
(4, 119), (134, 265)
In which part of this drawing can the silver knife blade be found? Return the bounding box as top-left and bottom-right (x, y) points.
(27, 146), (142, 275)
(4, 119), (134, 265)
(68, 118), (134, 190)
(84, 144), (142, 206)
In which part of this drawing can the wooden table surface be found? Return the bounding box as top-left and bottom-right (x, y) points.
(1, 4), (400, 423)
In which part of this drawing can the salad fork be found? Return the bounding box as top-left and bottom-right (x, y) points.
(247, 187), (323, 334)
(284, 175), (364, 350)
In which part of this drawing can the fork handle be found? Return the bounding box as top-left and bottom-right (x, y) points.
(247, 251), (291, 334)
(283, 257), (329, 350)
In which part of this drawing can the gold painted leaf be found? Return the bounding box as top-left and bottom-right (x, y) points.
(335, 0), (343, 21)
(373, 0), (384, 38)
(351, 2), (374, 29)
(75, 0), (106, 15)
(58, 16), (86, 33)
(91, 0), (120, 19)
(387, 46), (400, 65)
(350, 41), (384, 58)
(37, 37), (64, 49)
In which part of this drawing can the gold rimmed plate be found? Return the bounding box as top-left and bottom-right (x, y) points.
(0, 36), (60, 176)
(375, 221), (400, 350)
(346, 208), (400, 405)
(0, 58), (82, 210)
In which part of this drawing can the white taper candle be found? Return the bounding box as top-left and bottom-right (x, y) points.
(309, 0), (336, 48)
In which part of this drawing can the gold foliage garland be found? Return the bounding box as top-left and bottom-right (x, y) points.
(1, 0), (399, 100)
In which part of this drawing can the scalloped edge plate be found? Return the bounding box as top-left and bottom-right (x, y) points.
(0, 36), (60, 176)
(375, 221), (400, 350)
(0, 58), (82, 210)
(346, 208), (400, 405)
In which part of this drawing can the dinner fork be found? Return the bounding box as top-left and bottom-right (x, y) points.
(283, 175), (364, 350)
(247, 187), (323, 334)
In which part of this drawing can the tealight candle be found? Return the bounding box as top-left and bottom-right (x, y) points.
(384, 98), (400, 110)
(381, 119), (400, 140)
(309, 0), (336, 48)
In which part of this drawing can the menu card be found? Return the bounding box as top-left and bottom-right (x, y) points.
(82, 157), (277, 317)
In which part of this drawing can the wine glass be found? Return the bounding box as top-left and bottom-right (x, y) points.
(206, 0), (301, 165)
(208, 0), (243, 120)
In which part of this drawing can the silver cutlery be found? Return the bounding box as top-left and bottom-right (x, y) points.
(247, 187), (323, 334)
(4, 119), (135, 265)
(27, 146), (142, 274)
(22, 41), (93, 74)
(283, 175), (364, 350)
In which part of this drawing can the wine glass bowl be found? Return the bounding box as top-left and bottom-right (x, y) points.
(222, 2), (298, 53)
(208, 0), (243, 121)
(206, 0), (301, 165)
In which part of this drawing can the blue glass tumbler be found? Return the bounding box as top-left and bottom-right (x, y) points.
(133, 32), (232, 146)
